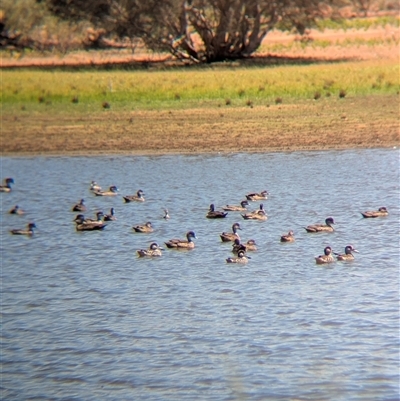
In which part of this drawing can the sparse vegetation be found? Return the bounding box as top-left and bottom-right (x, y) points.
(1, 5), (399, 155)
(2, 94), (398, 155)
(2, 60), (397, 110)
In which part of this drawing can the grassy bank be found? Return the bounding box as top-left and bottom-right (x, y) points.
(2, 94), (398, 155)
(1, 58), (399, 155)
(2, 59), (399, 111)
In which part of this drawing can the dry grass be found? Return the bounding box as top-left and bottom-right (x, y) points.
(2, 24), (399, 156)
(2, 95), (398, 155)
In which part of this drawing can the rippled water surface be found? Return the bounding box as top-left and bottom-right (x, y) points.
(2, 149), (399, 401)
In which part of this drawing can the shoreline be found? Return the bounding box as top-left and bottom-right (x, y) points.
(2, 144), (397, 158)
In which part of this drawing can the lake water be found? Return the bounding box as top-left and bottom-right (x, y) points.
(1, 149), (399, 401)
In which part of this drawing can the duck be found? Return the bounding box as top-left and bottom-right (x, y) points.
(74, 215), (106, 231)
(165, 231), (197, 249)
(220, 222), (242, 242)
(232, 238), (257, 253)
(85, 211), (105, 224)
(241, 204), (267, 221)
(206, 204), (228, 219)
(90, 181), (102, 191)
(335, 245), (359, 261)
(163, 208), (170, 219)
(133, 221), (154, 233)
(315, 246), (335, 265)
(93, 185), (118, 196)
(243, 239), (257, 251)
(232, 238), (247, 254)
(226, 250), (250, 264)
(280, 230), (295, 242)
(72, 198), (86, 212)
(245, 190), (268, 201)
(9, 205), (25, 215)
(137, 242), (163, 257)
(10, 222), (36, 235)
(123, 189), (145, 203)
(222, 200), (249, 212)
(0, 178), (15, 192)
(104, 208), (117, 221)
(305, 217), (335, 233)
(361, 207), (388, 218)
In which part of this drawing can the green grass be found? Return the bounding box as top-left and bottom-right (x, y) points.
(315, 16), (399, 31)
(2, 59), (399, 112)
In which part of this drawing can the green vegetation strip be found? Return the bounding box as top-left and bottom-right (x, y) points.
(2, 60), (398, 112)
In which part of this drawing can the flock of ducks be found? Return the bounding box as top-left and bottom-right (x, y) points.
(4, 177), (389, 264)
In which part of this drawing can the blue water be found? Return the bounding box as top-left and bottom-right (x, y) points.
(1, 149), (399, 400)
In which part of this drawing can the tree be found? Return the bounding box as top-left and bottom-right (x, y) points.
(47, 0), (346, 63)
(156, 0), (340, 63)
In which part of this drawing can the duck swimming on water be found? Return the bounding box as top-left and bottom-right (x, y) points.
(245, 190), (268, 201)
(133, 221), (154, 233)
(165, 231), (197, 249)
(123, 189), (145, 203)
(104, 208), (117, 221)
(361, 207), (388, 218)
(315, 246), (335, 265)
(220, 222), (241, 242)
(9, 205), (25, 215)
(72, 198), (86, 212)
(94, 186), (118, 196)
(226, 250), (250, 264)
(222, 200), (249, 212)
(241, 204), (267, 221)
(335, 245), (359, 261)
(280, 230), (295, 242)
(10, 222), (36, 235)
(206, 204), (228, 219)
(137, 242), (163, 257)
(90, 181), (102, 192)
(74, 215), (106, 231)
(0, 178), (14, 192)
(305, 217), (335, 233)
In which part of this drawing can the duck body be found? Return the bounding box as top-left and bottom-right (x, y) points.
(206, 204), (228, 219)
(245, 190), (268, 201)
(94, 186), (118, 196)
(232, 238), (247, 254)
(244, 239), (257, 251)
(305, 217), (335, 233)
(241, 204), (267, 221)
(104, 208), (117, 221)
(10, 222), (36, 235)
(9, 205), (25, 215)
(83, 211), (104, 224)
(232, 239), (257, 253)
(90, 181), (102, 191)
(336, 245), (359, 261)
(315, 246), (335, 265)
(163, 208), (170, 219)
(137, 242), (163, 257)
(0, 178), (14, 192)
(226, 250), (250, 264)
(74, 215), (106, 231)
(165, 231), (197, 249)
(220, 222), (241, 242)
(280, 231), (295, 242)
(222, 200), (249, 212)
(361, 207), (388, 218)
(72, 198), (86, 212)
(133, 221), (153, 233)
(123, 190), (145, 203)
